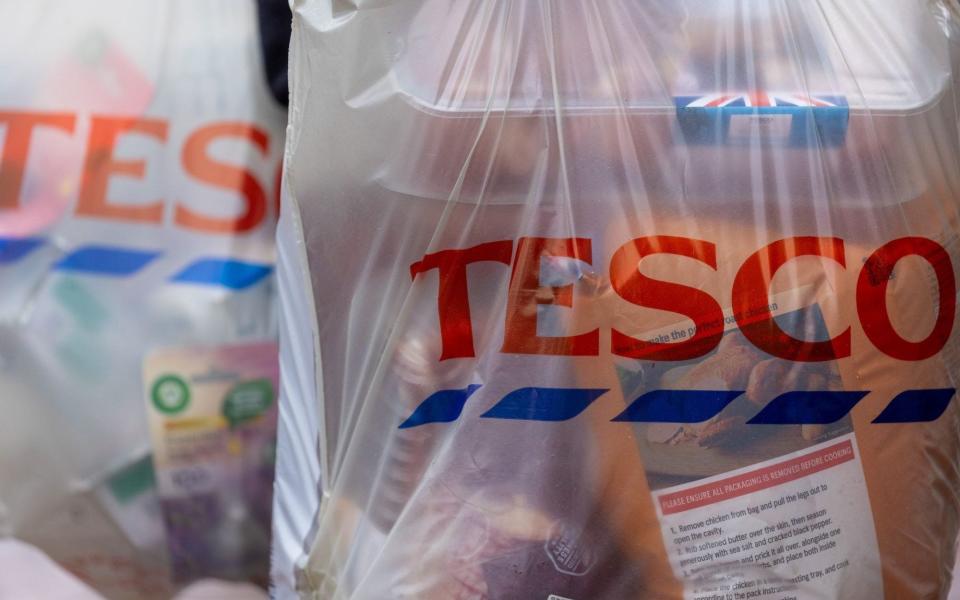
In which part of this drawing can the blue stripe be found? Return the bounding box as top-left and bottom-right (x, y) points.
(873, 388), (955, 424)
(56, 246), (160, 276)
(0, 237), (44, 264)
(613, 390), (743, 423)
(399, 385), (481, 429)
(481, 387), (606, 422)
(748, 391), (868, 425)
(172, 259), (273, 290)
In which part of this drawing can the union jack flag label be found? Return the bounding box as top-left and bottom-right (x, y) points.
(676, 92), (848, 109)
(674, 92), (849, 146)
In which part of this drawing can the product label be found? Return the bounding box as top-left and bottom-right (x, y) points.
(653, 434), (881, 599)
(728, 114), (793, 141)
(96, 455), (165, 552)
(144, 341), (279, 586)
(608, 284), (883, 599)
(673, 93), (849, 146)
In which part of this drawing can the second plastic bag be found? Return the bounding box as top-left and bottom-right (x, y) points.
(0, 1), (285, 597)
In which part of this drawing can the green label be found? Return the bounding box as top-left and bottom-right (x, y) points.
(222, 379), (274, 427)
(151, 375), (191, 415)
(107, 455), (156, 504)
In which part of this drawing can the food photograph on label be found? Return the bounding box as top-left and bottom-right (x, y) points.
(6, 1), (960, 600)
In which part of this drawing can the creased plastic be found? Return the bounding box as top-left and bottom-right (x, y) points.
(277, 1), (960, 598)
(0, 2), (285, 598)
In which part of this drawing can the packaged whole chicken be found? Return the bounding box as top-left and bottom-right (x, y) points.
(274, 1), (960, 598)
(0, 2), (285, 597)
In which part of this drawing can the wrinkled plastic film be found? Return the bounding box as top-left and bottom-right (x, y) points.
(278, 1), (960, 598)
(0, 2), (286, 597)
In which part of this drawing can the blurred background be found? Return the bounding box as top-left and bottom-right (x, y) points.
(0, 1), (290, 597)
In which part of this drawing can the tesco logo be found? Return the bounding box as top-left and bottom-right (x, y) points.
(402, 236), (956, 428)
(410, 236), (954, 363)
(0, 110), (281, 234)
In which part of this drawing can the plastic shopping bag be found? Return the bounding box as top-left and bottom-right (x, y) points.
(0, 2), (285, 597)
(274, 1), (960, 598)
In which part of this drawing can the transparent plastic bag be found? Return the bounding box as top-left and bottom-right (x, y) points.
(276, 1), (960, 598)
(0, 2), (285, 597)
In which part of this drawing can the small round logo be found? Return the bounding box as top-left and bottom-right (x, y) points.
(151, 375), (190, 414)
